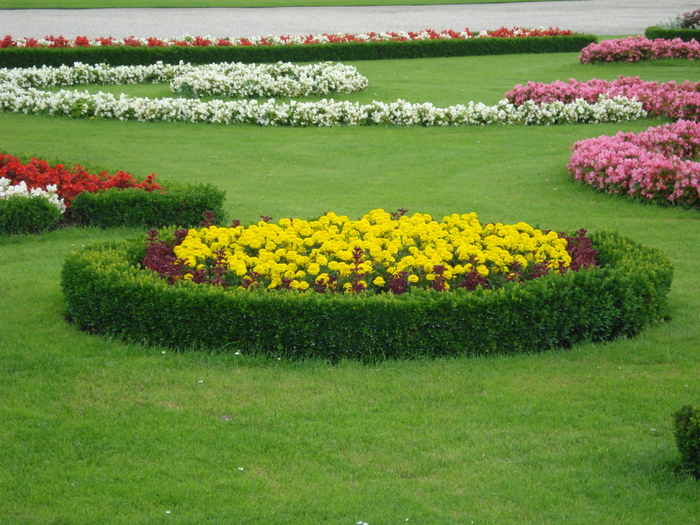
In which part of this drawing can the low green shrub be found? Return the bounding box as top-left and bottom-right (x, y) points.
(60, 229), (673, 362)
(69, 182), (227, 228)
(0, 195), (62, 235)
(644, 27), (700, 42)
(673, 405), (700, 478)
(0, 36), (597, 68)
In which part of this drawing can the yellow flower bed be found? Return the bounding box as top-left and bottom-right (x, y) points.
(169, 209), (572, 294)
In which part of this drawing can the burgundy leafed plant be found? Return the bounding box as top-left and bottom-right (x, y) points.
(560, 229), (598, 271)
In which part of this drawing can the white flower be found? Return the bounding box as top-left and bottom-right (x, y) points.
(0, 61), (646, 127)
(0, 177), (66, 213)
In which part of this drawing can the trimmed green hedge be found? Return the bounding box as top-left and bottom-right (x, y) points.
(0, 182), (226, 234)
(70, 182), (226, 228)
(60, 229), (673, 361)
(0, 195), (62, 235)
(0, 35), (597, 68)
(644, 27), (700, 42)
(673, 405), (700, 478)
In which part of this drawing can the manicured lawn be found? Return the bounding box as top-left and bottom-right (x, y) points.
(1, 52), (699, 523)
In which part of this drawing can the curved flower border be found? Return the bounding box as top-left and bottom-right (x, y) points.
(0, 61), (646, 127)
(0, 61), (369, 98)
(0, 27), (575, 49)
(0, 88), (646, 127)
(579, 36), (700, 64)
(505, 76), (700, 121)
(567, 119), (700, 207)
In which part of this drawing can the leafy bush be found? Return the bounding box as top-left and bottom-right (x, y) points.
(673, 405), (700, 478)
(70, 182), (227, 228)
(0, 36), (597, 68)
(0, 195), (62, 235)
(61, 230), (673, 362)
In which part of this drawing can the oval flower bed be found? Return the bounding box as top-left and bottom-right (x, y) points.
(145, 209), (584, 293)
(61, 210), (673, 361)
(0, 60), (646, 127)
(567, 119), (700, 207)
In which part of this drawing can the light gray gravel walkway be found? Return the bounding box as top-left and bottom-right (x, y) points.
(0, 0), (697, 40)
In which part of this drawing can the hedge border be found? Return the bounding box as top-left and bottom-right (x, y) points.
(60, 229), (673, 362)
(0, 195), (62, 235)
(69, 182), (227, 229)
(0, 35), (597, 68)
(644, 27), (700, 42)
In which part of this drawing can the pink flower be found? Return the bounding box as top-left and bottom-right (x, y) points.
(567, 120), (700, 206)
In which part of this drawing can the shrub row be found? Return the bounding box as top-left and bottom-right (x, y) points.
(0, 35), (596, 69)
(60, 230), (673, 362)
(70, 182), (227, 229)
(1, 182), (226, 234)
(645, 27), (700, 43)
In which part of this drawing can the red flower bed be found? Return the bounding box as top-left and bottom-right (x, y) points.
(0, 153), (162, 209)
(0, 27), (575, 49)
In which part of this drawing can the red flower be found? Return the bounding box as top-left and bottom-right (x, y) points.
(0, 154), (163, 209)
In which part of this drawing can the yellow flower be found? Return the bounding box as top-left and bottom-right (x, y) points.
(171, 209), (573, 294)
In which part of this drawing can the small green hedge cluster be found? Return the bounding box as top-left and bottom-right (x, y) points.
(70, 182), (226, 229)
(673, 405), (700, 478)
(645, 27), (700, 42)
(0, 196), (62, 235)
(60, 230), (673, 362)
(0, 36), (597, 68)
(1, 182), (226, 235)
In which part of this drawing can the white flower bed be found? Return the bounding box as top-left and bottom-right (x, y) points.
(0, 61), (647, 127)
(0, 177), (66, 213)
(0, 61), (368, 97)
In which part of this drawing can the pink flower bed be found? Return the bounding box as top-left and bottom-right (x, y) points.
(567, 120), (700, 207)
(504, 76), (700, 121)
(579, 36), (700, 63)
(0, 27), (574, 49)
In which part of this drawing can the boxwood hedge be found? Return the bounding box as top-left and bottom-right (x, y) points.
(0, 195), (62, 235)
(0, 36), (597, 69)
(69, 182), (226, 228)
(644, 27), (700, 42)
(60, 229), (673, 361)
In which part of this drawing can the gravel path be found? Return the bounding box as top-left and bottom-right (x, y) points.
(0, 0), (697, 40)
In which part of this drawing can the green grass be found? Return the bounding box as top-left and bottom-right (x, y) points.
(2, 52), (700, 523)
(0, 0), (568, 9)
